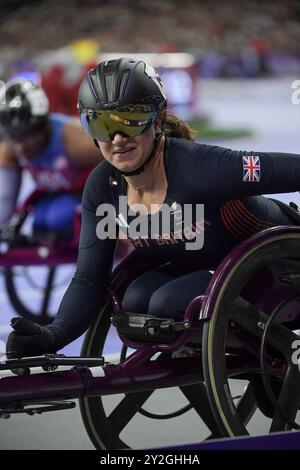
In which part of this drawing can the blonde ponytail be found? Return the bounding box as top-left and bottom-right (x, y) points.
(161, 112), (197, 141)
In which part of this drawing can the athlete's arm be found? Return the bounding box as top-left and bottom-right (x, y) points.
(0, 140), (22, 224)
(62, 119), (103, 167)
(47, 165), (117, 347)
(189, 143), (300, 201)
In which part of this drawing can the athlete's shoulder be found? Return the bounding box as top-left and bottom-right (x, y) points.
(167, 137), (237, 182)
(166, 137), (244, 199)
(167, 136), (198, 156)
(167, 137), (233, 165)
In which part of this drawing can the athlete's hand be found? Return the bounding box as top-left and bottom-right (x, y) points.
(6, 317), (57, 359)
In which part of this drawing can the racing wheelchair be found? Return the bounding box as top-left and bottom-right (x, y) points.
(1, 217), (300, 448)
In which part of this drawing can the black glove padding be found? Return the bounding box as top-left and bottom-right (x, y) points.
(6, 317), (57, 359)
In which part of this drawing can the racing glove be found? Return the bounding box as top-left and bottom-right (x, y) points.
(6, 317), (57, 359)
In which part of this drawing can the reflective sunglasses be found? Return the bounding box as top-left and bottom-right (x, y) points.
(80, 104), (157, 142)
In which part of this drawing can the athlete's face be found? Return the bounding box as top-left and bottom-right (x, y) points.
(97, 124), (156, 173)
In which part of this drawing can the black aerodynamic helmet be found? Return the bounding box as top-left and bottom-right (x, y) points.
(78, 57), (167, 142)
(0, 78), (49, 138)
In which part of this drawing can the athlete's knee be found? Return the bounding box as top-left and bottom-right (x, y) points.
(148, 289), (183, 320)
(33, 199), (49, 230)
(123, 268), (175, 314)
(148, 270), (212, 320)
(45, 209), (73, 231)
(45, 195), (78, 231)
(122, 280), (150, 313)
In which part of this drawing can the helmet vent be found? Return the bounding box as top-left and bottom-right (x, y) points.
(78, 58), (166, 112)
(105, 73), (114, 102)
(118, 71), (129, 99)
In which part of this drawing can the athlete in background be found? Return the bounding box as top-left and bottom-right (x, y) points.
(0, 78), (103, 235)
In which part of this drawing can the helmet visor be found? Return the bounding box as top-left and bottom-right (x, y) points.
(80, 105), (157, 141)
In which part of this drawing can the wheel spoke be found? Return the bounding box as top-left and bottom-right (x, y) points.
(270, 365), (300, 432)
(234, 382), (256, 424)
(230, 297), (297, 357)
(180, 384), (221, 437)
(108, 390), (154, 436)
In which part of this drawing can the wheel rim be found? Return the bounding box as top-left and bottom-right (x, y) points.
(203, 233), (300, 437)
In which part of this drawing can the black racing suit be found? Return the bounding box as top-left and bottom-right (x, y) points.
(46, 137), (300, 347)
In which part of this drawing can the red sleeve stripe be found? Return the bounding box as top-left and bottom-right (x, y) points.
(220, 199), (276, 240)
(234, 199), (274, 228)
(221, 202), (254, 240)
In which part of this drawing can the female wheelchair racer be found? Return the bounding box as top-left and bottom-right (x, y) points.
(1, 59), (300, 448)
(6, 57), (300, 365)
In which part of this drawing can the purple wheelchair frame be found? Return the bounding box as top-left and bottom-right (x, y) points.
(1, 224), (300, 444)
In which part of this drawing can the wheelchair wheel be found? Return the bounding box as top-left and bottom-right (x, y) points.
(203, 231), (300, 437)
(4, 265), (74, 325)
(79, 299), (257, 449)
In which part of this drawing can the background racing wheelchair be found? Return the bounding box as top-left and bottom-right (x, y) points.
(0, 189), (129, 325)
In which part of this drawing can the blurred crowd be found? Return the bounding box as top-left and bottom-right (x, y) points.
(1, 0), (300, 79)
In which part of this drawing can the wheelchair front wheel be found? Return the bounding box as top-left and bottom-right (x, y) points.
(79, 299), (257, 449)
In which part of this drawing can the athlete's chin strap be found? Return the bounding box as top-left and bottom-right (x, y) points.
(119, 131), (164, 177)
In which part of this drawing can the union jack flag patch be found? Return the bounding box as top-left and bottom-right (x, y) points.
(242, 154), (261, 182)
